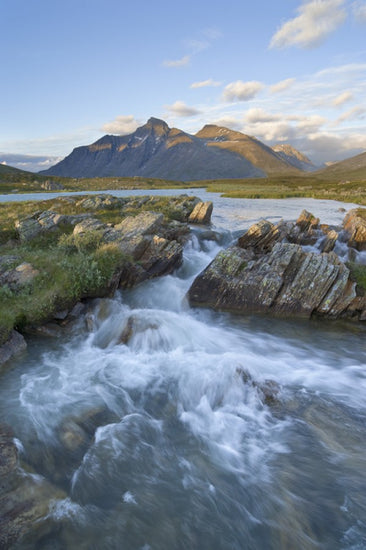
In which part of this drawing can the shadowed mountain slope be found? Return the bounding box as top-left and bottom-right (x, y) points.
(41, 118), (311, 180)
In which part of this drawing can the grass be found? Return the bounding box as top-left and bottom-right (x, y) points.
(197, 175), (366, 205)
(0, 193), (197, 346)
(347, 262), (366, 292)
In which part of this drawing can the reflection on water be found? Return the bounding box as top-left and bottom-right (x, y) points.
(0, 197), (366, 549)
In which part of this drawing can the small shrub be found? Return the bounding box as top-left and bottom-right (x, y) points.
(347, 262), (366, 291)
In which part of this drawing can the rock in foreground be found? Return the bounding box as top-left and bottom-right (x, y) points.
(188, 210), (366, 321)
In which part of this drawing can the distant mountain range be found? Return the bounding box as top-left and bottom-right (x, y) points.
(40, 117), (317, 180)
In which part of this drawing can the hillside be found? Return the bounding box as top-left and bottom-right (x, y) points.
(41, 118), (309, 180)
(316, 151), (366, 180)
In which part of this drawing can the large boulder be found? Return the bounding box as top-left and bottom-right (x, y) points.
(188, 212), (366, 321)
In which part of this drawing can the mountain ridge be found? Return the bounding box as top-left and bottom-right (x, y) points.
(41, 118), (308, 180)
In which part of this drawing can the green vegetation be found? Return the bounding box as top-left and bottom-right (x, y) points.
(195, 174), (366, 204)
(0, 226), (126, 345)
(347, 262), (366, 291)
(0, 194), (196, 346)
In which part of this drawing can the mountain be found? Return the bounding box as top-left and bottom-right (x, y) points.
(271, 144), (317, 172)
(316, 151), (366, 180)
(41, 118), (306, 180)
(0, 163), (26, 176)
(195, 125), (300, 175)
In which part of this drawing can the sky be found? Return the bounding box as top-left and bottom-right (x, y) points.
(1, 0), (366, 171)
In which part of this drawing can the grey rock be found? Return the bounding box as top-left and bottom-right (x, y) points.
(188, 216), (366, 320)
(0, 331), (27, 366)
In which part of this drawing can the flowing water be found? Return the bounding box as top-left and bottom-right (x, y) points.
(1, 195), (366, 549)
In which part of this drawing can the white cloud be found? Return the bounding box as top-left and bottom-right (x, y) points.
(335, 105), (366, 124)
(0, 153), (63, 172)
(209, 116), (242, 130)
(269, 0), (347, 49)
(165, 101), (201, 117)
(244, 108), (281, 124)
(353, 1), (366, 22)
(270, 78), (296, 94)
(222, 80), (264, 102)
(163, 55), (190, 68)
(332, 91), (353, 106)
(102, 115), (140, 135)
(190, 79), (222, 89)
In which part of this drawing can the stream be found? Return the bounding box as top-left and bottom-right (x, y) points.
(0, 194), (366, 549)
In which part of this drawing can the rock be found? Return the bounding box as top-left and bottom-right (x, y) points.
(319, 229), (338, 253)
(237, 219), (284, 252)
(0, 424), (65, 549)
(73, 217), (106, 236)
(236, 368), (281, 405)
(15, 210), (88, 242)
(0, 425), (18, 480)
(343, 208), (366, 251)
(76, 194), (125, 210)
(114, 211), (164, 238)
(138, 236), (183, 277)
(286, 210), (320, 246)
(0, 331), (27, 366)
(15, 215), (42, 241)
(0, 262), (39, 292)
(295, 209), (319, 232)
(40, 180), (64, 191)
(188, 241), (364, 320)
(188, 201), (213, 224)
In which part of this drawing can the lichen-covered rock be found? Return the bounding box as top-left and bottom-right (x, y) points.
(343, 208), (366, 251)
(188, 241), (364, 320)
(0, 262), (39, 291)
(15, 210), (88, 241)
(114, 211), (164, 238)
(188, 201), (213, 224)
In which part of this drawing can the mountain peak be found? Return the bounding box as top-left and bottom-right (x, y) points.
(146, 117), (169, 130)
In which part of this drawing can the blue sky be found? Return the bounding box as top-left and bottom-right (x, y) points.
(1, 0), (366, 171)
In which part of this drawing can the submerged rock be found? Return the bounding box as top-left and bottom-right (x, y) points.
(0, 424), (65, 549)
(0, 331), (27, 366)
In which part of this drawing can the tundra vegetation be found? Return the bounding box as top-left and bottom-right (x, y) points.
(0, 194), (199, 347)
